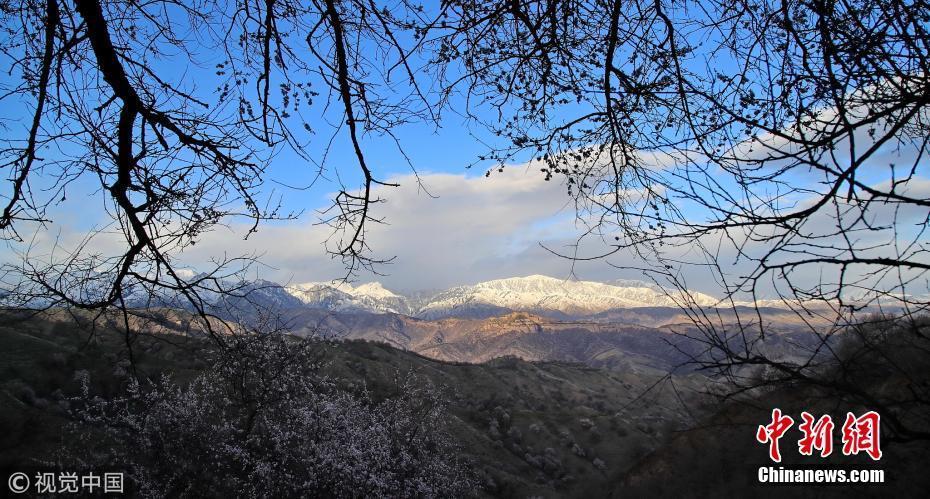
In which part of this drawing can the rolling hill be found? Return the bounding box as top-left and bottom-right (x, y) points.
(0, 309), (711, 497)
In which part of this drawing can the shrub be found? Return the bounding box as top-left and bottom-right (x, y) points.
(63, 336), (476, 498)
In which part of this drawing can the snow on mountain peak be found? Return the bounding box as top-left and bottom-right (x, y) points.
(285, 281), (408, 314)
(280, 274), (720, 318)
(416, 274), (720, 318)
(289, 280), (397, 298)
(350, 282), (400, 300)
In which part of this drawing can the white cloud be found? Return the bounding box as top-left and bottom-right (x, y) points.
(4, 135), (926, 300)
(168, 166), (634, 290)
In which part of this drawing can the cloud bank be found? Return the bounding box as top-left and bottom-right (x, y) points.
(173, 167), (631, 291)
(5, 158), (926, 300)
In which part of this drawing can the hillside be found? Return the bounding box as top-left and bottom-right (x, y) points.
(0, 309), (711, 497)
(278, 309), (836, 374)
(619, 316), (930, 498)
(6, 309), (923, 497)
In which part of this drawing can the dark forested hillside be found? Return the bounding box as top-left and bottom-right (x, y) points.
(4, 309), (930, 498)
(0, 309), (711, 497)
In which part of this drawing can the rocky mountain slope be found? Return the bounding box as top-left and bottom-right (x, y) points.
(121, 274), (838, 375)
(278, 308), (829, 374)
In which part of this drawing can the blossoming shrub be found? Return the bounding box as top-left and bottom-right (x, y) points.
(66, 336), (476, 497)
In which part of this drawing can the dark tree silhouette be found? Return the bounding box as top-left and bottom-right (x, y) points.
(427, 0), (930, 441)
(2, 0), (929, 439)
(432, 0), (928, 311)
(0, 0), (439, 338)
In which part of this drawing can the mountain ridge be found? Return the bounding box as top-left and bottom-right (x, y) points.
(280, 274), (723, 319)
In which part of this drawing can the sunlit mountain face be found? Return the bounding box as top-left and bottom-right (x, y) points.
(276, 274), (719, 319)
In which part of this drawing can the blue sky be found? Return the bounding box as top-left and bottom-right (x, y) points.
(0, 2), (606, 291)
(0, 27), (601, 290)
(1, 3), (927, 300)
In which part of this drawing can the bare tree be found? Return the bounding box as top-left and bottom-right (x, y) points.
(428, 0), (930, 440)
(3, 0), (929, 440)
(0, 0), (439, 339)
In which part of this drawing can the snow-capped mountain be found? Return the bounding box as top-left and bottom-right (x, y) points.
(286, 281), (415, 315)
(415, 275), (719, 319)
(281, 274), (721, 319)
(134, 273), (728, 319)
(220, 279), (306, 310)
(120, 276), (303, 312)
